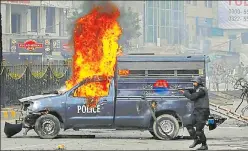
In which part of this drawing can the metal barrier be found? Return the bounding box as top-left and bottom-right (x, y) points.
(210, 102), (248, 124)
(0, 64), (71, 107)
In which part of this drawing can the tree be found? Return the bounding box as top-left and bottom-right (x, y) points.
(209, 58), (238, 91)
(118, 6), (141, 51)
(67, 1), (141, 52)
(210, 60), (226, 91)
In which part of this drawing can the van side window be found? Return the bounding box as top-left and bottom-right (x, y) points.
(148, 70), (174, 76)
(129, 70), (145, 76)
(177, 70), (199, 76)
(71, 85), (85, 98)
(71, 82), (111, 98)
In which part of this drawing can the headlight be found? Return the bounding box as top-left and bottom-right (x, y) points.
(32, 101), (40, 110)
(28, 101), (40, 111)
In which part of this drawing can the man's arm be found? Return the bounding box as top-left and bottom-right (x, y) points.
(188, 89), (195, 94)
(183, 88), (205, 100)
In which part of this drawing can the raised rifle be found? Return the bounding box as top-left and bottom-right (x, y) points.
(177, 87), (194, 92)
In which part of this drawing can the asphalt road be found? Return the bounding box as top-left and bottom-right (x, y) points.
(1, 120), (248, 150)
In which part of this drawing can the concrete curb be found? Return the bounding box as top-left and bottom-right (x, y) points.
(1, 110), (21, 120)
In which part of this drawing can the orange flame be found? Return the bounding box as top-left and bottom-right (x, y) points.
(66, 3), (122, 108)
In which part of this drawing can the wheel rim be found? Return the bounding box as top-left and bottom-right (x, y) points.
(41, 119), (55, 135)
(158, 120), (175, 136)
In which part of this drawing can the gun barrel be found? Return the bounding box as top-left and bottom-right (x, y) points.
(177, 87), (194, 90)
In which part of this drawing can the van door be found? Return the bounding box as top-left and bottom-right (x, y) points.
(115, 97), (147, 128)
(92, 80), (115, 126)
(65, 80), (115, 128)
(66, 87), (97, 128)
(115, 76), (149, 128)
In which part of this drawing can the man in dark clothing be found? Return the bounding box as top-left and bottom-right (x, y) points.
(179, 76), (210, 150)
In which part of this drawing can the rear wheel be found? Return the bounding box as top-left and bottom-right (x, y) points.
(152, 114), (180, 140)
(35, 114), (60, 139)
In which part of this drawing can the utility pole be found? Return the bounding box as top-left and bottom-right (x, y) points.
(0, 13), (3, 107)
(0, 13), (2, 64)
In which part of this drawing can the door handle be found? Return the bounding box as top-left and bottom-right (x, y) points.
(100, 99), (108, 106)
(136, 100), (142, 114)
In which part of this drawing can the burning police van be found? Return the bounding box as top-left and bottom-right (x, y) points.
(4, 54), (226, 140)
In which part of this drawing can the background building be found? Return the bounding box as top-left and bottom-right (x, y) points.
(115, 1), (186, 54)
(184, 1), (216, 53)
(2, 0), (248, 65)
(144, 1), (185, 46)
(1, 0), (74, 63)
(120, 0), (248, 65)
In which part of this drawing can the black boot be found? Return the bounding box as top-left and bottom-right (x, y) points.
(189, 139), (201, 148)
(197, 144), (208, 150)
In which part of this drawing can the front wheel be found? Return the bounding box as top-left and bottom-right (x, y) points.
(152, 114), (180, 140)
(35, 114), (61, 139)
(149, 131), (160, 140)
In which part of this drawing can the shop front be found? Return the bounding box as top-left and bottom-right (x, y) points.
(51, 39), (73, 59)
(10, 38), (72, 64)
(10, 39), (51, 64)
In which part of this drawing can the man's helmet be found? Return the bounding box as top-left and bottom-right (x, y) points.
(191, 76), (203, 84)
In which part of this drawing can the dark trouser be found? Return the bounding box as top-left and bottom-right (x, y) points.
(186, 108), (210, 145)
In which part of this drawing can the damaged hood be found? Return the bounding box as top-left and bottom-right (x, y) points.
(19, 86), (68, 103)
(18, 94), (58, 103)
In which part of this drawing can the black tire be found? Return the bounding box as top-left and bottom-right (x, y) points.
(35, 114), (60, 139)
(152, 114), (180, 140)
(149, 131), (160, 139)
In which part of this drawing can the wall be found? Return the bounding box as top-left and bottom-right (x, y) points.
(186, 1), (216, 19)
(185, 1), (217, 47)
